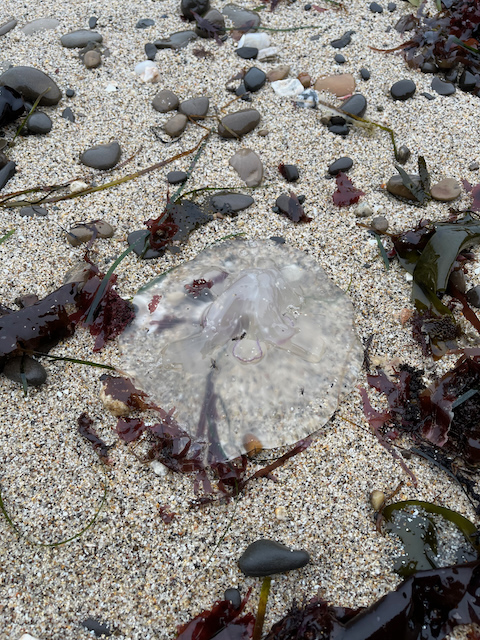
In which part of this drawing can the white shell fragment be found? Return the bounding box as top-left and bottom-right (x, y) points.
(134, 60), (161, 83)
(118, 239), (363, 461)
(238, 32), (270, 50)
(271, 78), (304, 97)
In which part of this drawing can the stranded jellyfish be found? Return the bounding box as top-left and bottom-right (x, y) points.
(118, 239), (363, 461)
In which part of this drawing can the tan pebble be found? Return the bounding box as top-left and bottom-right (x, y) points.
(257, 129), (269, 136)
(99, 386), (130, 416)
(430, 177), (461, 202)
(370, 490), (385, 510)
(314, 73), (355, 97)
(275, 506), (288, 521)
(243, 432), (263, 457)
(399, 308), (413, 325)
(84, 50), (101, 69)
(70, 180), (89, 193)
(266, 64), (290, 82)
(297, 72), (311, 88)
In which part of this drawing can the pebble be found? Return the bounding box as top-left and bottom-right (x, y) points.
(448, 268), (466, 293)
(328, 123), (349, 136)
(224, 588), (242, 609)
(61, 107), (75, 122)
(69, 180), (89, 193)
(218, 108), (261, 138)
(335, 54), (346, 64)
(0, 18), (17, 36)
(229, 148), (263, 187)
(3, 356), (47, 387)
(88, 16), (98, 29)
(390, 79), (416, 100)
(22, 18), (59, 34)
(275, 193), (304, 217)
(430, 178), (461, 201)
(238, 539), (310, 576)
(297, 72), (311, 88)
(25, 112), (52, 134)
(0, 66), (62, 105)
(257, 47), (279, 62)
(396, 144), (411, 164)
(271, 78), (304, 97)
(387, 2), (396, 10)
(355, 202), (373, 217)
(195, 10), (225, 38)
(370, 490), (385, 510)
(469, 161), (479, 171)
(152, 89), (179, 113)
(136, 18), (155, 29)
(164, 113), (188, 137)
(296, 89), (319, 108)
(127, 229), (163, 259)
(341, 93), (367, 117)
(0, 86), (25, 126)
(145, 43), (157, 60)
(421, 61), (437, 74)
(466, 285), (480, 308)
(167, 170), (187, 184)
(459, 69), (477, 93)
(314, 73), (355, 97)
(330, 30), (355, 49)
(181, 0), (210, 20)
(238, 33), (270, 50)
(328, 157), (353, 175)
(369, 2), (383, 12)
(19, 205), (48, 217)
(360, 68), (370, 80)
(386, 174), (421, 200)
(135, 61), (160, 83)
(280, 164), (299, 182)
(421, 92), (435, 100)
(0, 161), (16, 190)
(371, 215), (389, 232)
(178, 96), (209, 119)
(67, 220), (115, 246)
(243, 67), (266, 92)
(236, 47), (258, 60)
(66, 88), (75, 98)
(222, 4), (261, 29)
(80, 142), (121, 170)
(266, 65), (290, 82)
(84, 50), (102, 68)
(60, 29), (103, 48)
(81, 617), (112, 638)
(154, 31), (198, 49)
(431, 77), (455, 96)
(210, 193), (254, 214)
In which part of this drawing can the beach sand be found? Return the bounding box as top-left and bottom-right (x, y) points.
(0, 0), (480, 637)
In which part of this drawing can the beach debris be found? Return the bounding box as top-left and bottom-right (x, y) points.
(77, 413), (113, 464)
(99, 374), (155, 416)
(332, 172), (365, 206)
(80, 617), (113, 637)
(158, 504), (176, 523)
(117, 239), (362, 461)
(238, 539), (310, 576)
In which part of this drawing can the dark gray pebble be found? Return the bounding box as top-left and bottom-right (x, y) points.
(0, 151), (8, 169)
(390, 79), (416, 100)
(178, 96), (209, 119)
(445, 68), (457, 83)
(145, 43), (157, 60)
(448, 269), (466, 294)
(88, 17), (98, 29)
(210, 193), (254, 214)
(20, 205), (48, 217)
(0, 86), (25, 127)
(167, 170), (187, 184)
(195, 9), (225, 38)
(0, 17), (17, 36)
(0, 66), (62, 105)
(341, 93), (367, 117)
(238, 539), (310, 577)
(335, 54), (346, 64)
(152, 89), (179, 113)
(421, 61), (438, 74)
(370, 2), (383, 12)
(127, 230), (164, 259)
(66, 88), (75, 98)
(431, 77), (455, 96)
(61, 107), (75, 122)
(0, 161), (16, 191)
(328, 123), (349, 136)
(459, 69), (477, 93)
(136, 18), (155, 28)
(360, 68), (370, 80)
(81, 618), (112, 638)
(218, 108), (260, 138)
(328, 157), (353, 175)
(80, 141), (121, 170)
(4, 356), (47, 386)
(154, 31), (198, 49)
(61, 29), (103, 48)
(421, 92), (435, 100)
(270, 236), (286, 244)
(224, 588), (242, 609)
(304, 3), (311, 8)
(396, 144), (411, 164)
(466, 286), (480, 308)
(243, 67), (266, 93)
(330, 30), (355, 49)
(181, 0), (210, 20)
(26, 112), (52, 134)
(236, 47), (258, 60)
(387, 2), (396, 10)
(280, 164), (299, 182)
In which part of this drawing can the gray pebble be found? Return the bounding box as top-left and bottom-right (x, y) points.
(0, 160), (16, 190)
(61, 29), (103, 48)
(195, 9), (225, 38)
(3, 355), (47, 386)
(229, 148), (263, 187)
(152, 89), (179, 113)
(222, 4), (260, 29)
(22, 18), (59, 34)
(0, 66), (62, 105)
(448, 269), (466, 294)
(469, 161), (479, 171)
(88, 17), (98, 29)
(84, 50), (102, 68)
(178, 97), (209, 119)
(430, 178), (461, 202)
(396, 144), (411, 164)
(136, 18), (155, 29)
(218, 108), (261, 138)
(0, 18), (17, 36)
(328, 157), (353, 175)
(145, 43), (157, 60)
(67, 220), (115, 246)
(210, 193), (254, 214)
(390, 79), (416, 101)
(164, 113), (188, 137)
(80, 142), (121, 170)
(238, 539), (310, 577)
(386, 174), (421, 200)
(26, 111), (52, 134)
(355, 202), (373, 217)
(371, 215), (389, 233)
(466, 285), (480, 308)
(61, 107), (75, 122)
(224, 588), (242, 609)
(154, 31), (198, 49)
(20, 205), (48, 217)
(167, 170), (187, 184)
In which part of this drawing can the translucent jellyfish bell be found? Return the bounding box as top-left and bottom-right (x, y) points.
(118, 239), (363, 461)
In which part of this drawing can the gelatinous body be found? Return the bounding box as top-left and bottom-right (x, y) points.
(118, 239), (362, 460)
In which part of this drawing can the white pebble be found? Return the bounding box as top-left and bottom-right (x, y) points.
(151, 460), (168, 476)
(271, 78), (304, 97)
(70, 180), (89, 193)
(257, 47), (279, 62)
(105, 83), (118, 92)
(134, 60), (161, 83)
(238, 32), (270, 49)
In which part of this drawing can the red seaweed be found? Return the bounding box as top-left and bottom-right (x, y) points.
(463, 180), (480, 212)
(158, 505), (176, 523)
(332, 173), (365, 207)
(77, 412), (113, 464)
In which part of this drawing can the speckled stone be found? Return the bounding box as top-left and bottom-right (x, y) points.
(218, 109), (261, 138)
(430, 178), (461, 201)
(80, 142), (121, 170)
(229, 148), (263, 187)
(60, 29), (102, 48)
(0, 66), (62, 105)
(152, 89), (179, 113)
(238, 539), (310, 576)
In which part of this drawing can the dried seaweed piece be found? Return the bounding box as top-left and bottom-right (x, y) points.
(462, 179), (480, 212)
(77, 413), (113, 464)
(332, 172), (365, 207)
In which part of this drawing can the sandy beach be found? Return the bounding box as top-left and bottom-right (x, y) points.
(1, 0), (480, 637)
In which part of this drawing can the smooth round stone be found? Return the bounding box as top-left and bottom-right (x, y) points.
(330, 30), (355, 49)
(210, 193), (254, 214)
(218, 108), (260, 138)
(164, 113), (188, 137)
(266, 65), (290, 82)
(236, 47), (258, 60)
(297, 72), (311, 88)
(181, 0), (210, 20)
(0, 86), (25, 126)
(396, 144), (411, 164)
(335, 54), (346, 64)
(431, 77), (455, 96)
(3, 356), (47, 386)
(271, 78), (304, 97)
(449, 269), (466, 293)
(136, 18), (155, 28)
(238, 539), (310, 577)
(430, 178), (461, 201)
(19, 205), (48, 217)
(167, 170), (187, 184)
(371, 215), (388, 232)
(229, 148), (263, 187)
(390, 79), (416, 100)
(178, 96), (209, 119)
(314, 73), (355, 97)
(80, 141), (121, 170)
(238, 32), (270, 50)
(67, 220), (115, 246)
(0, 18), (17, 36)
(355, 202), (373, 217)
(466, 286), (480, 308)
(224, 588), (242, 609)
(328, 157), (353, 175)
(421, 61), (438, 73)
(222, 4), (261, 29)
(341, 93), (367, 117)
(280, 164), (299, 182)
(88, 16), (98, 29)
(387, 2), (396, 10)
(328, 123), (349, 136)
(152, 89), (179, 113)
(145, 43), (157, 60)
(0, 161), (16, 190)
(386, 174), (421, 200)
(84, 50), (101, 68)
(195, 9), (225, 38)
(459, 70), (477, 92)
(26, 112), (52, 134)
(243, 67), (266, 93)
(65, 88), (75, 97)
(0, 66), (62, 105)
(61, 107), (75, 122)
(61, 29), (102, 48)
(370, 2), (383, 12)
(154, 31), (197, 49)
(360, 68), (370, 80)
(22, 18), (59, 34)
(127, 230), (164, 259)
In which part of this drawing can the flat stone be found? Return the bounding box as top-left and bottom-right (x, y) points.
(360, 68), (370, 80)
(430, 178), (461, 201)
(370, 2), (383, 12)
(19, 205), (48, 217)
(136, 18), (155, 28)
(3, 356), (47, 386)
(229, 148), (263, 187)
(431, 77), (455, 96)
(167, 170), (187, 184)
(341, 93), (367, 117)
(61, 107), (75, 122)
(386, 174), (421, 200)
(459, 70), (478, 92)
(271, 78), (304, 97)
(181, 0), (210, 20)
(390, 79), (416, 100)
(80, 142), (121, 170)
(0, 18), (17, 36)
(152, 89), (179, 113)
(26, 112), (52, 134)
(145, 43), (157, 60)
(266, 65), (290, 82)
(22, 19), (59, 34)
(195, 9), (225, 38)
(243, 67), (266, 92)
(314, 73), (355, 97)
(67, 220), (115, 246)
(0, 66), (62, 105)
(164, 113), (188, 137)
(280, 164), (299, 182)
(218, 108), (261, 138)
(178, 97), (209, 119)
(222, 4), (261, 29)
(236, 47), (258, 60)
(330, 30), (355, 49)
(238, 32), (270, 50)
(238, 539), (310, 576)
(84, 50), (101, 68)
(210, 193), (254, 214)
(328, 157), (353, 175)
(154, 31), (197, 49)
(61, 29), (102, 48)
(371, 215), (388, 232)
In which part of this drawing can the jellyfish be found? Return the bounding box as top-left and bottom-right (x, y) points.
(118, 239), (363, 461)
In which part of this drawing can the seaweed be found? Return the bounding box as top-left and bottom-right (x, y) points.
(158, 505), (176, 523)
(463, 179), (480, 212)
(332, 172), (365, 207)
(144, 199), (213, 253)
(77, 413), (113, 464)
(191, 11), (225, 45)
(100, 374), (155, 413)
